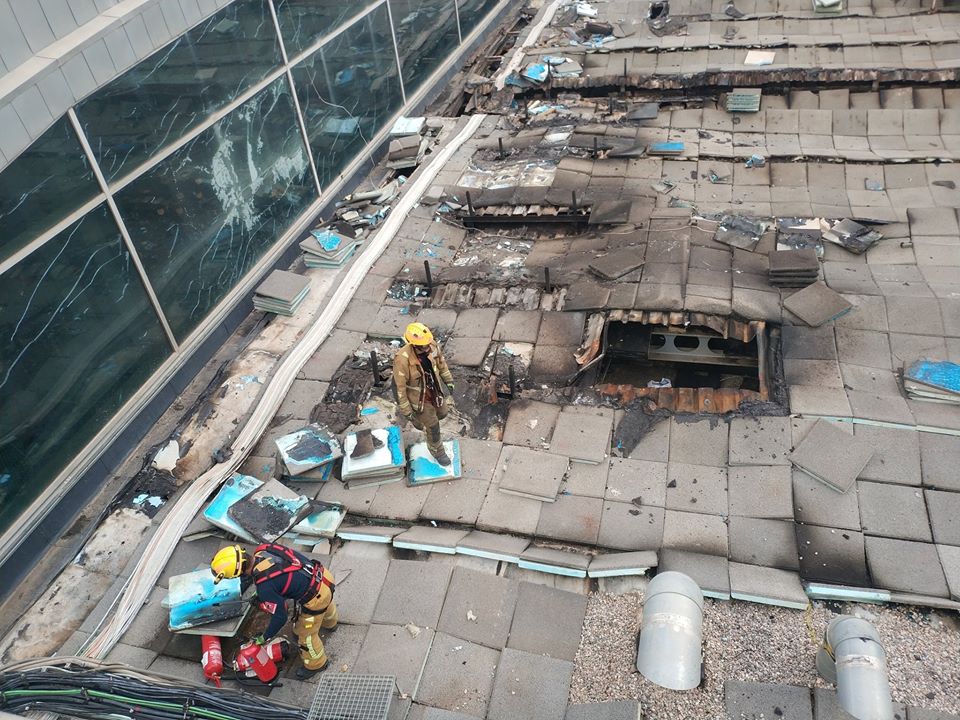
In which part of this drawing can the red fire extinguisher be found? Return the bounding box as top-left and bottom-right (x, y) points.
(233, 637), (289, 684)
(201, 635), (223, 688)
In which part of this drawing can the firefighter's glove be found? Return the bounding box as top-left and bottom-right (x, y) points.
(446, 382), (455, 393)
(253, 634), (266, 646)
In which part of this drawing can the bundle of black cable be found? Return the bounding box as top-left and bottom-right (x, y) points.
(0, 657), (309, 720)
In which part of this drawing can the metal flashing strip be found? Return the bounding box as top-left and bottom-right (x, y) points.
(392, 541), (458, 554)
(804, 583), (891, 604)
(336, 531), (396, 544)
(588, 566), (654, 578)
(455, 546), (524, 564)
(730, 591), (808, 611)
(517, 560), (588, 578)
(804, 415), (960, 437)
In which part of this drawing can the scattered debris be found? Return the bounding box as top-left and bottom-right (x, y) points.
(744, 50), (776, 66)
(407, 440), (463, 486)
(903, 360), (960, 404)
(652, 179), (677, 194)
(227, 479), (311, 543)
(649, 141), (684, 155)
(768, 248), (820, 288)
(576, 2), (599, 17)
(387, 134), (428, 170)
(301, 227), (363, 269)
(723, 1), (745, 18)
(626, 103), (659, 121)
(776, 218), (824, 255)
(276, 423), (342, 477)
(253, 270), (310, 316)
(789, 418), (874, 493)
(151, 440), (180, 473)
(782, 282), (853, 327)
(714, 215), (767, 251)
(168, 570), (245, 632)
(291, 501), (346, 537)
(745, 154), (765, 168)
(822, 219), (884, 254)
(813, 0), (844, 13)
(589, 247), (646, 280)
(340, 425), (405, 487)
(726, 88), (762, 113)
(403, 623), (422, 638)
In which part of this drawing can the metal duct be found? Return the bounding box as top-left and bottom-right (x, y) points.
(635, 571), (704, 690)
(816, 615), (894, 720)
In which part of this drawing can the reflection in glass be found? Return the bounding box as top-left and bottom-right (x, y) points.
(291, 4), (404, 189)
(0, 117), (100, 264)
(456, 0), (500, 32)
(75, 1), (281, 182)
(114, 77), (316, 341)
(389, 0), (460, 92)
(0, 204), (170, 534)
(274, 0), (380, 58)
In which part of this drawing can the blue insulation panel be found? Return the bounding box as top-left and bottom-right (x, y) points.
(203, 474), (262, 542)
(408, 440), (462, 485)
(905, 360), (960, 394)
(168, 570), (244, 631)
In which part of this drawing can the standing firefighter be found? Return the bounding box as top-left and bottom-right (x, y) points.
(393, 322), (455, 466)
(210, 543), (337, 679)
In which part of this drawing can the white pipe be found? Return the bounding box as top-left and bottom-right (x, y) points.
(635, 571), (704, 690)
(816, 615), (894, 720)
(81, 114), (487, 660)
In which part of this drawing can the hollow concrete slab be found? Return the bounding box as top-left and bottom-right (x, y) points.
(506, 582), (587, 661)
(415, 631), (501, 718)
(487, 648), (574, 720)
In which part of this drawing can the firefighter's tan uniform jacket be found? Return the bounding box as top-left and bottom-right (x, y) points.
(393, 341), (454, 416)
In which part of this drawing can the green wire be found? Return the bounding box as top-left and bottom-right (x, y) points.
(1, 688), (242, 720)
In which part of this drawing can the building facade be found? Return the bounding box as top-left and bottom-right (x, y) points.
(0, 0), (501, 557)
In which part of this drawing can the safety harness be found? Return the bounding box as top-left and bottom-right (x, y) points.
(251, 543), (334, 602)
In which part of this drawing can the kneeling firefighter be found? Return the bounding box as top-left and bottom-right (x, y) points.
(211, 543), (337, 679)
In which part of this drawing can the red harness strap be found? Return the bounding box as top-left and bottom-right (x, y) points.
(252, 543), (334, 599)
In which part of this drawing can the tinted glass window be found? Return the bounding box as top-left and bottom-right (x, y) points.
(390, 0), (460, 92)
(274, 0), (380, 57)
(456, 0), (500, 33)
(0, 204), (171, 533)
(0, 117), (100, 264)
(291, 4), (403, 189)
(114, 77), (317, 341)
(75, 1), (281, 182)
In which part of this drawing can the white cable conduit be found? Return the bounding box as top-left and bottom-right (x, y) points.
(82, 113), (488, 659)
(493, 0), (566, 90)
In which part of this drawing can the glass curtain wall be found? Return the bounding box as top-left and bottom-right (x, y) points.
(0, 0), (499, 536)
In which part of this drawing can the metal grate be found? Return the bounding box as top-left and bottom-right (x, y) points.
(307, 674), (395, 720)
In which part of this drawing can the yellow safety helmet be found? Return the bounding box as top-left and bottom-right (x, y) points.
(404, 322), (433, 346)
(211, 545), (247, 584)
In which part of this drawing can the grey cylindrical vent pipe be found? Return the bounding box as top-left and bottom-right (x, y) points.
(816, 615), (894, 720)
(635, 571), (704, 690)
